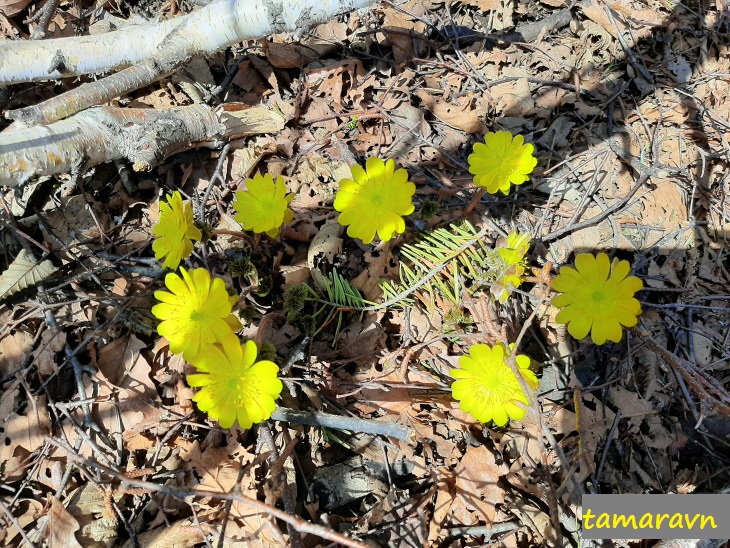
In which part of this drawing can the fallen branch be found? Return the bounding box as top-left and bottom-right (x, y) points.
(0, 103), (285, 187)
(271, 407), (414, 441)
(0, 0), (376, 124)
(0, 0), (373, 85)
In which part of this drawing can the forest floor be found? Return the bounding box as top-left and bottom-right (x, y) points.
(1, 0), (730, 546)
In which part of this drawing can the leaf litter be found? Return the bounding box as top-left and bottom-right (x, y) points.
(1, 0), (730, 546)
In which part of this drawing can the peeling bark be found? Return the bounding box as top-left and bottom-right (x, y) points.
(0, 0), (375, 85)
(0, 104), (286, 187)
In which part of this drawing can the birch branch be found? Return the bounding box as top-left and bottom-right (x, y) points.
(0, 104), (286, 187)
(0, 0), (373, 85)
(0, 0), (376, 124)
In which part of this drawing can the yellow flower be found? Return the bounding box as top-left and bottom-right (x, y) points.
(552, 253), (643, 345)
(234, 173), (294, 238)
(152, 267), (242, 361)
(468, 131), (538, 195)
(187, 338), (283, 429)
(451, 343), (537, 426)
(492, 231), (531, 303)
(152, 191), (202, 269)
(334, 157), (416, 244)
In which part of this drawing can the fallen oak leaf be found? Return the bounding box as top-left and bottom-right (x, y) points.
(0, 249), (57, 301)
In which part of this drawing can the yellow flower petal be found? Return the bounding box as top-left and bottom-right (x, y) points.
(552, 253), (643, 345)
(334, 156), (415, 244)
(468, 131), (537, 195)
(551, 293), (575, 308)
(187, 339), (282, 430)
(450, 343), (535, 427)
(152, 267), (241, 361)
(492, 406), (509, 427)
(234, 174), (294, 238)
(490, 231), (530, 303)
(565, 310), (592, 341)
(152, 192), (201, 269)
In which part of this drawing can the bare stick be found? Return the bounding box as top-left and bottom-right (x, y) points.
(271, 407), (414, 441)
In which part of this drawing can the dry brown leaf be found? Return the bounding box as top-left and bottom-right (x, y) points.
(381, 0), (428, 64)
(453, 444), (508, 524)
(487, 0), (514, 30)
(65, 483), (120, 545)
(46, 496), (83, 548)
(305, 59), (365, 102)
(81, 335), (163, 447)
(353, 360), (444, 419)
(218, 105), (288, 138)
(337, 315), (386, 359)
(637, 177), (688, 246)
(351, 244), (399, 301)
(0, 248), (58, 301)
(1, 498), (43, 545)
(45, 195), (110, 255)
(307, 219), (344, 290)
(0, 394), (51, 467)
(574, 391), (616, 482)
(128, 518), (209, 548)
(229, 140), (277, 182)
(287, 153), (350, 196)
(428, 467), (456, 542)
(312, 18), (349, 42)
(580, 2), (662, 46)
(231, 60), (263, 93)
(491, 76), (535, 117)
(0, 0), (31, 17)
(415, 89), (484, 132)
(181, 440), (277, 545)
(34, 327), (66, 378)
(389, 103), (429, 160)
(458, 0), (501, 10)
(265, 40), (338, 68)
(608, 385), (678, 453)
(608, 385), (653, 417)
(96, 334), (155, 395)
(0, 329), (33, 377)
(637, 99), (690, 126)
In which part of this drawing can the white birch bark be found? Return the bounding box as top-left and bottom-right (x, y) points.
(0, 104), (286, 186)
(0, 0), (375, 86)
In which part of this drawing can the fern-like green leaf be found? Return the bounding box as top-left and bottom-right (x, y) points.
(379, 220), (504, 311)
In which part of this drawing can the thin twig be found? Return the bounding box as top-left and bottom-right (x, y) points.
(259, 424), (303, 548)
(540, 173), (648, 243)
(202, 142), (230, 225)
(46, 436), (370, 548)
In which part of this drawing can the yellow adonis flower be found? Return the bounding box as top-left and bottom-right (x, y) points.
(551, 252), (643, 345)
(152, 267), (242, 361)
(492, 231), (531, 303)
(468, 131), (538, 195)
(187, 338), (283, 429)
(152, 191), (202, 269)
(451, 343), (537, 427)
(234, 173), (294, 238)
(334, 156), (416, 244)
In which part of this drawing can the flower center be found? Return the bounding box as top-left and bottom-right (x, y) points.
(591, 290), (605, 302)
(369, 193), (385, 206)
